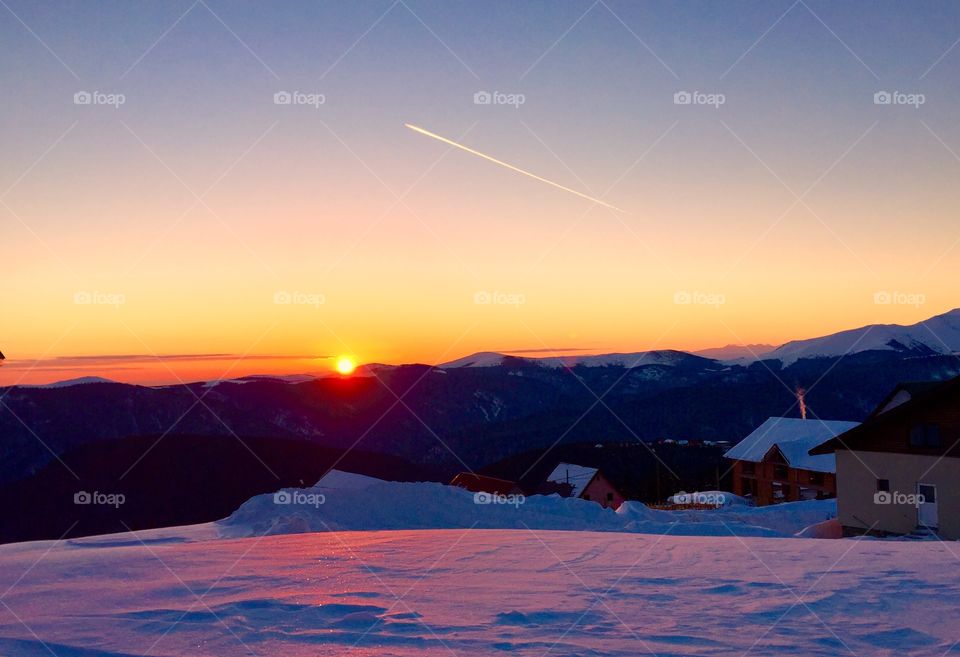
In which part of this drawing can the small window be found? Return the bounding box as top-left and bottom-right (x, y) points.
(809, 471), (824, 485)
(773, 464), (789, 479)
(910, 424), (941, 448)
(877, 479), (890, 492)
(910, 425), (924, 447)
(606, 492), (614, 502)
(918, 484), (936, 504)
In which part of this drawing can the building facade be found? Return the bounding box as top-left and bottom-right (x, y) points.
(542, 462), (626, 509)
(725, 417), (859, 506)
(811, 378), (960, 539)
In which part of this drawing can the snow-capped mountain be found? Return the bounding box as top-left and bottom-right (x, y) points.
(694, 344), (776, 360)
(22, 376), (116, 388)
(438, 349), (701, 369)
(438, 309), (960, 370)
(765, 308), (960, 366)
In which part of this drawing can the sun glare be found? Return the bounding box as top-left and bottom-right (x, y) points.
(336, 356), (356, 375)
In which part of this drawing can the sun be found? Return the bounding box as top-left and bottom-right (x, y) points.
(335, 356), (356, 375)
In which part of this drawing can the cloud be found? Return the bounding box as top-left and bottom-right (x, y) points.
(1, 353), (328, 370)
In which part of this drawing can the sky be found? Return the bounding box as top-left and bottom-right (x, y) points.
(2, 0), (960, 384)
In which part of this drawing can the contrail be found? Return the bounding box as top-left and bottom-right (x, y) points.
(405, 123), (626, 213)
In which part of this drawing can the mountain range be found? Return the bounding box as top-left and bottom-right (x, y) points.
(0, 309), (957, 482)
(2, 308), (959, 542)
(437, 308), (960, 370)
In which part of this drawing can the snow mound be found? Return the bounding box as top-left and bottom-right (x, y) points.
(666, 490), (750, 507)
(314, 469), (385, 491)
(218, 471), (836, 539)
(795, 517), (843, 539)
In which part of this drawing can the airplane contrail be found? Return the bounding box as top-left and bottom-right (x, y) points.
(405, 123), (626, 213)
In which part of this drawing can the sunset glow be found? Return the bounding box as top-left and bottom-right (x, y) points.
(1, 2), (958, 386)
(336, 356), (356, 376)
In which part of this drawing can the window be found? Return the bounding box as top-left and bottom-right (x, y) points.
(910, 424), (941, 448)
(918, 484), (936, 504)
(877, 479), (890, 492)
(606, 492), (614, 502)
(741, 462), (755, 475)
(809, 471), (824, 485)
(773, 464), (789, 479)
(910, 425), (923, 446)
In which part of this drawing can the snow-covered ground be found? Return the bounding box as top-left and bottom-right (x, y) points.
(0, 474), (958, 656)
(3, 528), (960, 656)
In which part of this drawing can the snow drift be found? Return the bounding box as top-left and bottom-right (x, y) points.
(218, 471), (835, 539)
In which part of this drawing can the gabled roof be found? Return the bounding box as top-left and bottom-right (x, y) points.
(811, 375), (960, 455)
(725, 417), (860, 473)
(865, 381), (941, 420)
(545, 462), (599, 497)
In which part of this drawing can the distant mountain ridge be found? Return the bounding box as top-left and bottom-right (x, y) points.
(766, 308), (960, 365)
(2, 308), (959, 496)
(439, 349), (707, 369)
(438, 308), (960, 369)
(13, 309), (960, 389)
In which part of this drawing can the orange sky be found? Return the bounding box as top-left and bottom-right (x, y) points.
(3, 1), (959, 385)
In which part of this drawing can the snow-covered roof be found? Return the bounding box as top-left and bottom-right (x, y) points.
(724, 418), (860, 473)
(546, 463), (599, 497)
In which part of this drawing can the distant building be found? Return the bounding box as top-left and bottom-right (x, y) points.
(811, 376), (960, 539)
(449, 473), (523, 496)
(540, 462), (625, 509)
(725, 417), (859, 506)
